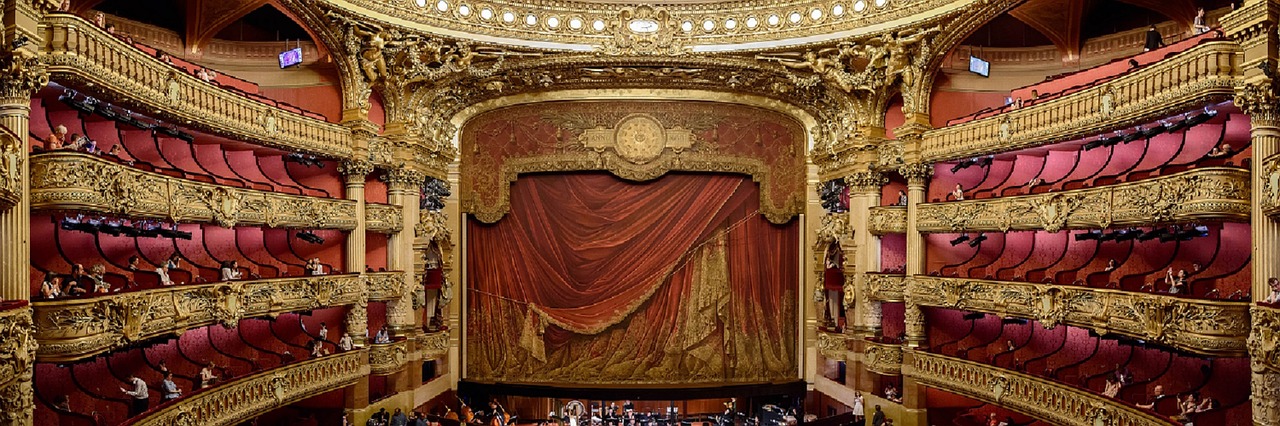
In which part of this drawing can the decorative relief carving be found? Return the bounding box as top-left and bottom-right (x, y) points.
(365, 203), (404, 233)
(366, 272), (406, 301)
(898, 163), (933, 185)
(1261, 154), (1280, 217)
(0, 307), (35, 393)
(862, 339), (903, 376)
(129, 350), (367, 426)
(578, 114), (697, 165)
(908, 276), (1250, 356)
(845, 171), (887, 192)
(814, 214), (850, 245)
(1251, 305), (1280, 373)
(416, 210), (451, 244)
(816, 331), (847, 360)
(369, 340), (412, 375)
(920, 41), (1240, 161)
(0, 54), (49, 102)
(418, 330), (450, 357)
(29, 152), (359, 230)
(383, 167), (426, 191)
(868, 206), (907, 235)
(39, 15), (353, 158)
(32, 275), (365, 362)
(916, 167), (1249, 233)
(907, 351), (1177, 426)
(338, 160), (376, 180)
(0, 131), (25, 212)
(865, 274), (906, 302)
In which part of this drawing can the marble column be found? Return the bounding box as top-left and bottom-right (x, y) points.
(340, 161), (375, 348)
(898, 163), (932, 348)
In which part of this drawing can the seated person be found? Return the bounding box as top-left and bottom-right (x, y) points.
(1265, 278), (1280, 304)
(196, 67), (218, 83)
(951, 184), (965, 201)
(306, 258), (326, 276)
(89, 263), (111, 294)
(40, 272), (63, 299)
(157, 254), (181, 286)
(45, 125), (68, 149)
(220, 260), (242, 281)
(1103, 259), (1119, 272)
(1136, 385), (1166, 410)
(1205, 144), (1233, 158)
(199, 363), (219, 389)
(374, 325), (392, 344)
(1103, 378), (1121, 398)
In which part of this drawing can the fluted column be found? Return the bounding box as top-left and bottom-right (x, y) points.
(898, 163), (932, 348)
(845, 171), (885, 336)
(0, 49), (49, 426)
(383, 166), (424, 338)
(340, 161), (374, 347)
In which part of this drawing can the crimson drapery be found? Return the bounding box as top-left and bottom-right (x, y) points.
(467, 172), (797, 384)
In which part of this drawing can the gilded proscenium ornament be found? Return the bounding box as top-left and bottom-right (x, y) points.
(383, 166), (427, 191)
(129, 350), (368, 426)
(416, 210), (452, 245)
(38, 15), (353, 158)
(32, 274), (365, 362)
(868, 206), (907, 235)
(920, 40), (1240, 162)
(862, 339), (903, 376)
(30, 152), (359, 230)
(846, 171), (887, 192)
(367, 271), (407, 301)
(909, 276), (1251, 357)
(907, 351), (1178, 426)
(916, 167), (1249, 233)
(865, 273), (906, 302)
(366, 203), (405, 233)
(0, 52), (49, 103)
(1257, 153), (1280, 217)
(898, 163), (933, 185)
(338, 160), (376, 182)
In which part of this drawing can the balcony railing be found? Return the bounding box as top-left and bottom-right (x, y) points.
(817, 330), (848, 360)
(366, 203), (404, 233)
(126, 350), (368, 426)
(921, 41), (1240, 162)
(908, 276), (1250, 357)
(863, 339), (904, 376)
(30, 152), (358, 230)
(369, 339), (414, 375)
(868, 206), (907, 235)
(366, 271), (406, 301)
(38, 14), (353, 158)
(418, 329), (451, 358)
(916, 167), (1249, 233)
(866, 273), (907, 302)
(32, 274), (366, 362)
(907, 351), (1178, 426)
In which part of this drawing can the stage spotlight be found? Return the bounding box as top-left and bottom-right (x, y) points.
(1002, 317), (1028, 325)
(296, 231), (325, 244)
(968, 233), (988, 247)
(949, 234), (971, 246)
(1075, 230), (1102, 241)
(962, 312), (985, 321)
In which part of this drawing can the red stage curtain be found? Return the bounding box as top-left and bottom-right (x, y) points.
(467, 172), (797, 384)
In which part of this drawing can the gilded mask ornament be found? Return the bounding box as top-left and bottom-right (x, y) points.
(613, 115), (667, 164)
(207, 187), (243, 228)
(270, 374), (288, 404)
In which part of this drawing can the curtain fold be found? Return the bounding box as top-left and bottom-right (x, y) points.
(467, 172), (796, 384)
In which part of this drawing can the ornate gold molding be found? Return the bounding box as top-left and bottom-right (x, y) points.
(369, 340), (414, 375)
(30, 152), (359, 230)
(38, 14), (354, 158)
(32, 274), (366, 362)
(367, 271), (406, 301)
(866, 273), (906, 302)
(0, 307), (34, 426)
(817, 330), (848, 360)
(366, 203), (405, 233)
(1258, 153), (1280, 217)
(416, 210), (452, 245)
(916, 167), (1249, 233)
(909, 276), (1251, 357)
(863, 339), (903, 376)
(920, 41), (1240, 162)
(868, 206), (906, 235)
(1251, 304), (1280, 373)
(417, 329), (450, 358)
(0, 130), (25, 213)
(907, 351), (1178, 426)
(130, 350), (368, 426)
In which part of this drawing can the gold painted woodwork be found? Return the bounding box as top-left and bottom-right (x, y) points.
(369, 339), (414, 375)
(816, 330), (848, 360)
(1252, 304), (1280, 373)
(862, 339), (903, 376)
(909, 276), (1251, 357)
(916, 167), (1250, 233)
(0, 307), (35, 426)
(128, 350), (369, 426)
(1258, 153), (1280, 217)
(866, 273), (906, 302)
(868, 206), (906, 235)
(366, 203), (405, 233)
(37, 14), (354, 158)
(920, 41), (1240, 162)
(319, 0), (966, 51)
(417, 329), (450, 357)
(367, 271), (406, 301)
(0, 131), (25, 212)
(907, 351), (1179, 426)
(32, 274), (366, 362)
(30, 152), (359, 230)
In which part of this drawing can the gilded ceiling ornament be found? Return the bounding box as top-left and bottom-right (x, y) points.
(898, 163), (933, 184)
(598, 5), (687, 56)
(1235, 80), (1280, 125)
(0, 53), (48, 102)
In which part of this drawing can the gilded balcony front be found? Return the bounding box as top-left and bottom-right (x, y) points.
(366, 203), (404, 233)
(30, 152), (358, 230)
(369, 339), (415, 375)
(128, 350), (369, 426)
(916, 167), (1249, 233)
(868, 206), (907, 235)
(367, 271), (406, 301)
(32, 274), (366, 362)
(921, 41), (1240, 162)
(866, 273), (906, 302)
(417, 329), (451, 358)
(817, 330), (848, 360)
(37, 14), (354, 158)
(907, 351), (1178, 426)
(862, 339), (904, 375)
(909, 276), (1250, 357)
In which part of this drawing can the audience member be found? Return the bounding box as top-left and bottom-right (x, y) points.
(120, 373), (150, 417)
(158, 254), (181, 286)
(1193, 8), (1211, 35)
(93, 12), (105, 27)
(851, 391), (865, 423)
(1104, 259), (1119, 272)
(160, 372), (182, 402)
(1265, 277), (1280, 304)
(318, 321), (329, 341)
(1144, 26), (1165, 51)
(89, 263), (111, 294)
(951, 184), (964, 201)
(40, 272), (62, 299)
(339, 333), (354, 351)
(1206, 143), (1233, 158)
(104, 23), (116, 35)
(391, 408), (408, 426)
(53, 394), (71, 411)
(1136, 385), (1166, 410)
(1103, 378), (1121, 398)
(309, 339), (330, 358)
(46, 125), (67, 149)
(197, 67), (218, 83)
(896, 190), (907, 206)
(871, 405), (885, 426)
(220, 260), (242, 281)
(375, 325), (392, 344)
(199, 363), (219, 388)
(307, 258), (326, 276)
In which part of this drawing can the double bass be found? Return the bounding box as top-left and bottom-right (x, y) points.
(459, 398), (476, 424)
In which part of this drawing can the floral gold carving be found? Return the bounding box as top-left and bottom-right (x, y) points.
(868, 206), (907, 235)
(369, 340), (412, 375)
(909, 276), (1250, 356)
(816, 331), (847, 360)
(0, 132), (25, 211)
(866, 274), (906, 302)
(366, 203), (404, 233)
(916, 167), (1249, 233)
(367, 272), (406, 301)
(863, 339), (903, 375)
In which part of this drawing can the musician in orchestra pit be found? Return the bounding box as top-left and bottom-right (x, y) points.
(488, 401), (507, 426)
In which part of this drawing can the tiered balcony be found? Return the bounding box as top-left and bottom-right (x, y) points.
(366, 203), (404, 233)
(920, 40), (1239, 162)
(868, 206), (907, 235)
(366, 271), (406, 301)
(908, 276), (1250, 356)
(863, 338), (904, 376)
(32, 274), (365, 362)
(368, 339), (414, 375)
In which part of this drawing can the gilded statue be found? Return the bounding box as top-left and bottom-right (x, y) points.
(347, 23), (419, 83)
(866, 26), (941, 89)
(757, 50), (854, 93)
